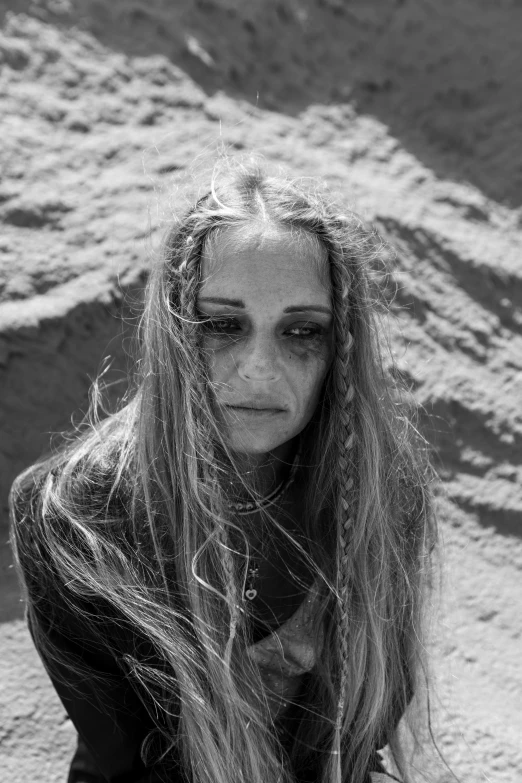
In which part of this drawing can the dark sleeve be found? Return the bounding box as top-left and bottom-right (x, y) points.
(27, 601), (185, 783)
(9, 469), (185, 782)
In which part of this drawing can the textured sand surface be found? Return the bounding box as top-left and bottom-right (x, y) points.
(1, 2), (521, 781)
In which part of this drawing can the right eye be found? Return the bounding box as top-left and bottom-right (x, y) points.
(201, 317), (242, 335)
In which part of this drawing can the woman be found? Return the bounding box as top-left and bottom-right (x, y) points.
(10, 163), (436, 783)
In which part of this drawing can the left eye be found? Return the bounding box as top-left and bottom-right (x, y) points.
(285, 324), (322, 338)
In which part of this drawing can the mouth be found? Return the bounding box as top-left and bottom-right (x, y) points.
(225, 404), (286, 414)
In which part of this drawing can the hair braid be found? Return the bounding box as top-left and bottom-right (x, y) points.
(177, 229), (240, 667)
(330, 249), (357, 782)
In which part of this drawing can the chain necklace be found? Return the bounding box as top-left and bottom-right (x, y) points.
(227, 450), (300, 517)
(229, 450), (301, 601)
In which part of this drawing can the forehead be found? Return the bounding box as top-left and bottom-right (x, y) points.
(199, 223), (331, 299)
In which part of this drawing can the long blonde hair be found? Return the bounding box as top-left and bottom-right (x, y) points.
(11, 162), (437, 783)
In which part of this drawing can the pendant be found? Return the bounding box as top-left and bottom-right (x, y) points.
(245, 559), (259, 601)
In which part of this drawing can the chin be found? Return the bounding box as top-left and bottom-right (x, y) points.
(227, 437), (285, 456)
(225, 428), (294, 457)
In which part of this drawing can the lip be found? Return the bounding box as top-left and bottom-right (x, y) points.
(224, 404), (286, 414)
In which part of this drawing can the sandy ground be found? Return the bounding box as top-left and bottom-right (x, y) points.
(1, 2), (521, 781)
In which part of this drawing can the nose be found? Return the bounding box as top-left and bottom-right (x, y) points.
(237, 332), (281, 383)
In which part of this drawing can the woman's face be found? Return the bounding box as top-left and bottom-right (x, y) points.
(197, 223), (334, 457)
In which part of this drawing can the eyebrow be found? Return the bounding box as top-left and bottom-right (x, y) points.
(198, 296), (332, 315)
(198, 297), (245, 308)
(284, 304), (332, 315)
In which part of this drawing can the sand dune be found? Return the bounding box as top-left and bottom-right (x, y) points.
(1, 2), (521, 780)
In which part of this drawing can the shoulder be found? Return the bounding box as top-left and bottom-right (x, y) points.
(9, 414), (135, 607)
(10, 441), (140, 666)
(11, 407), (134, 521)
(9, 457), (56, 592)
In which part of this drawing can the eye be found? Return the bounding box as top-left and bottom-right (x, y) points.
(200, 316), (242, 335)
(284, 323), (324, 339)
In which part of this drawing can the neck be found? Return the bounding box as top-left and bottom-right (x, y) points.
(230, 439), (298, 498)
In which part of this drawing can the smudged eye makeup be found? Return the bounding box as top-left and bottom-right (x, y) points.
(200, 316), (242, 335)
(199, 315), (328, 343)
(283, 323), (325, 340)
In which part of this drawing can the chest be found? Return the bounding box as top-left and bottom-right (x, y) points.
(243, 490), (316, 642)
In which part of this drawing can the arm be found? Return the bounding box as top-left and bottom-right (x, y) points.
(10, 469), (185, 782)
(28, 602), (185, 783)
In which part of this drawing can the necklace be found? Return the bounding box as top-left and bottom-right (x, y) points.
(230, 451), (301, 601)
(227, 450), (300, 516)
(244, 559), (260, 601)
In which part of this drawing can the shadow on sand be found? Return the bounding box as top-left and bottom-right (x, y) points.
(2, 0), (522, 206)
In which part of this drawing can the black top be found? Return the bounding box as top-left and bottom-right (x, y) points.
(28, 538), (319, 781)
(15, 489), (393, 783)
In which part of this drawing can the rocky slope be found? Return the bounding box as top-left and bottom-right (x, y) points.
(1, 2), (521, 781)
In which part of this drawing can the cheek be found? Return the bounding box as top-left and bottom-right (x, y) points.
(202, 340), (235, 383)
(284, 344), (331, 412)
